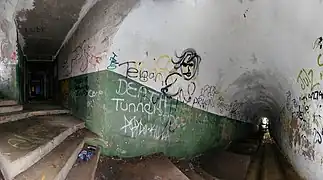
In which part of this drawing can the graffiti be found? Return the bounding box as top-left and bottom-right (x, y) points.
(118, 61), (164, 84)
(70, 76), (89, 102)
(114, 78), (185, 136)
(301, 90), (323, 101)
(60, 79), (69, 107)
(314, 128), (323, 144)
(24, 26), (45, 33)
(228, 100), (245, 119)
(88, 89), (103, 98)
(292, 105), (309, 122)
(62, 39), (103, 77)
(8, 134), (44, 150)
(107, 52), (119, 70)
(173, 48), (201, 81)
(297, 69), (320, 91)
(114, 78), (167, 116)
(161, 48), (201, 102)
(193, 85), (219, 110)
(120, 115), (169, 140)
(313, 37), (323, 66)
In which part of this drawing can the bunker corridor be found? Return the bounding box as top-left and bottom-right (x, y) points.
(1, 0), (323, 179)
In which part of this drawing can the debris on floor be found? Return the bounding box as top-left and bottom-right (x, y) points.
(78, 145), (97, 162)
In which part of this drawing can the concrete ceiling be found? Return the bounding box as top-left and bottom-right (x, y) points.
(16, 0), (87, 61)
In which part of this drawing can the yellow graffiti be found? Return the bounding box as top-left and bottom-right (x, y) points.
(8, 134), (38, 150)
(61, 79), (69, 105)
(317, 54), (323, 67)
(42, 175), (45, 180)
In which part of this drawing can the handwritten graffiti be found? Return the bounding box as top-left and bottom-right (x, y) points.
(314, 128), (323, 144)
(161, 48), (201, 102)
(114, 78), (168, 116)
(107, 52), (119, 70)
(228, 100), (245, 119)
(8, 134), (44, 150)
(60, 79), (69, 107)
(297, 69), (320, 91)
(118, 61), (165, 84)
(69, 76), (89, 102)
(62, 39), (103, 77)
(71, 40), (102, 72)
(313, 37), (323, 66)
(120, 115), (170, 140)
(301, 90), (323, 101)
(193, 85), (219, 110)
(24, 26), (45, 33)
(114, 78), (186, 136)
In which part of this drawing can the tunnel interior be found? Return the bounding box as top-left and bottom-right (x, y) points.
(2, 0), (323, 179)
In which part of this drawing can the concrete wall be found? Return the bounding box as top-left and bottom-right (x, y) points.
(57, 0), (323, 179)
(0, 0), (34, 100)
(57, 0), (255, 159)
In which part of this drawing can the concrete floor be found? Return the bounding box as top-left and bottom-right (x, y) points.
(94, 132), (303, 180)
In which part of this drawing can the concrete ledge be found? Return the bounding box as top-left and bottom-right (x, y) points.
(0, 109), (70, 124)
(14, 130), (87, 180)
(0, 115), (85, 180)
(66, 145), (101, 180)
(0, 101), (17, 107)
(0, 105), (23, 114)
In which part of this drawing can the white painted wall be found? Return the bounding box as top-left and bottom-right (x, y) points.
(58, 0), (323, 179)
(0, 0), (34, 98)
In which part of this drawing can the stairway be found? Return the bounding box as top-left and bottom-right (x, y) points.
(0, 100), (100, 180)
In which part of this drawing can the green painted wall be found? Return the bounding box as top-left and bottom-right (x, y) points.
(59, 69), (255, 158)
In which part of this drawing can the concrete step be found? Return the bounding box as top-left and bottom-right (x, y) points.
(0, 115), (85, 180)
(0, 100), (17, 107)
(0, 108), (70, 124)
(201, 150), (251, 180)
(194, 166), (220, 180)
(171, 160), (205, 180)
(14, 129), (88, 180)
(95, 155), (190, 180)
(66, 144), (100, 180)
(0, 105), (23, 114)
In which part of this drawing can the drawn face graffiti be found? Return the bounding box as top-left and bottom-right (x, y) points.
(173, 48), (201, 80)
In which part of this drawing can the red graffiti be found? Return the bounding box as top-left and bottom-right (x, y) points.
(10, 52), (16, 62)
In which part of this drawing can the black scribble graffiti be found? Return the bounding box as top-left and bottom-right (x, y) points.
(243, 9), (249, 18)
(161, 48), (201, 102)
(314, 128), (323, 144)
(162, 99), (180, 133)
(61, 40), (102, 76)
(313, 37), (323, 66)
(302, 90), (323, 101)
(193, 85), (219, 110)
(228, 100), (245, 119)
(285, 91), (293, 111)
(173, 48), (201, 80)
(292, 105), (307, 122)
(313, 37), (323, 50)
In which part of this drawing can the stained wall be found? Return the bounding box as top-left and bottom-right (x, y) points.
(57, 0), (323, 179)
(0, 0), (34, 100)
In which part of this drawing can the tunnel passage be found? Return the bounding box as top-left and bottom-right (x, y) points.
(1, 0), (323, 179)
